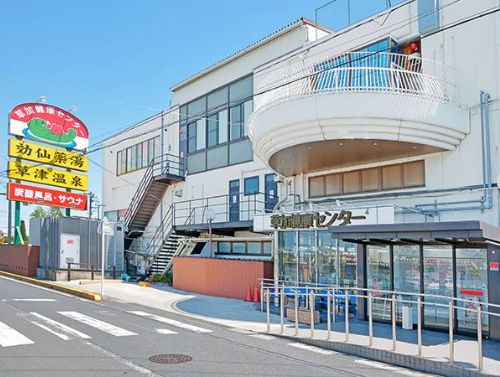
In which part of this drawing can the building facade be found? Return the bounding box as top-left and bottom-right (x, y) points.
(101, 1), (500, 338)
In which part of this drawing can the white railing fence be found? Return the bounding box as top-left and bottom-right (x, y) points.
(253, 51), (463, 117)
(260, 278), (500, 373)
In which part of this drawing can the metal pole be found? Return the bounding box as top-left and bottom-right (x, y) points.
(7, 198), (12, 243)
(392, 294), (396, 351)
(67, 263), (71, 282)
(294, 291), (299, 336)
(266, 288), (270, 333)
(368, 292), (373, 346)
(449, 300), (454, 363)
(101, 232), (105, 299)
(91, 264), (94, 280)
(310, 292), (315, 338)
(327, 291), (331, 340)
(332, 290), (336, 324)
(280, 289), (284, 334)
(14, 201), (21, 244)
(345, 290), (350, 342)
(477, 305), (483, 372)
(209, 219), (212, 257)
(260, 283), (264, 312)
(417, 296), (422, 357)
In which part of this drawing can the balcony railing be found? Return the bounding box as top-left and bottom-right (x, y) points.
(253, 51), (463, 117)
(173, 191), (277, 226)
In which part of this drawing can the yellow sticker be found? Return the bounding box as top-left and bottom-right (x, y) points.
(8, 160), (88, 191)
(8, 138), (88, 172)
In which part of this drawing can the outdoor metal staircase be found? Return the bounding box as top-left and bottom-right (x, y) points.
(124, 153), (184, 248)
(149, 232), (183, 275)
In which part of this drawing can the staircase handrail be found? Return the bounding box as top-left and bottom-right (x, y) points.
(160, 238), (192, 275)
(143, 204), (175, 273)
(124, 153), (184, 229)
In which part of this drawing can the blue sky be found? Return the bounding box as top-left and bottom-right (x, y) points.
(0, 0), (398, 230)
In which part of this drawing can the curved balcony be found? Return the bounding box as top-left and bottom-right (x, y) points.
(248, 52), (468, 176)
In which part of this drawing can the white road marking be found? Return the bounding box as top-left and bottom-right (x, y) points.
(127, 311), (212, 333)
(248, 334), (275, 340)
(354, 359), (433, 376)
(30, 321), (70, 340)
(287, 342), (337, 355)
(155, 328), (178, 335)
(83, 340), (162, 377)
(1, 299), (6, 302)
(13, 299), (57, 302)
(0, 320), (34, 347)
(30, 312), (91, 339)
(59, 311), (137, 337)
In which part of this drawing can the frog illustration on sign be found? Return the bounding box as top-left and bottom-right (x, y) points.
(25, 118), (77, 147)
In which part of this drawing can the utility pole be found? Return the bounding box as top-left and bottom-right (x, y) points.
(87, 192), (94, 267)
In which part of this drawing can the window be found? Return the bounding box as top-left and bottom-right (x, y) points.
(216, 241), (271, 256)
(244, 176), (259, 195)
(230, 104), (243, 140)
(207, 114), (218, 147)
(180, 75), (253, 174)
(187, 122), (197, 153)
(116, 136), (161, 175)
(309, 161), (425, 197)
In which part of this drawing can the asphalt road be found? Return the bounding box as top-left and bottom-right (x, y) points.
(0, 276), (432, 377)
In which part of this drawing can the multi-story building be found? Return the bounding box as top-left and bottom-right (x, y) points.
(101, 1), (500, 338)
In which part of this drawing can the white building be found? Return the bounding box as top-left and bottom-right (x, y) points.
(101, 1), (500, 338)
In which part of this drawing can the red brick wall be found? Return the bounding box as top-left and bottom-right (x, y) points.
(0, 245), (40, 277)
(173, 257), (273, 300)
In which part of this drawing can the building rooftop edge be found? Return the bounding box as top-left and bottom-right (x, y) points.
(169, 17), (332, 92)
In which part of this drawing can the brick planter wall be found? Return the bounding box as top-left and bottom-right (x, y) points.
(173, 257), (273, 300)
(0, 245), (40, 277)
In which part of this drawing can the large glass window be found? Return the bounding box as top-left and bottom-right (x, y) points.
(230, 104), (243, 140)
(196, 119), (206, 150)
(116, 136), (160, 175)
(299, 231), (316, 284)
(279, 232), (297, 283)
(394, 245), (421, 324)
(423, 245), (453, 328)
(318, 231), (336, 285)
(456, 248), (488, 332)
(339, 240), (357, 287)
(367, 244), (392, 320)
(207, 114), (218, 147)
(187, 122), (197, 153)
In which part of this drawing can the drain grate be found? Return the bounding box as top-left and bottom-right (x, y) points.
(148, 354), (192, 364)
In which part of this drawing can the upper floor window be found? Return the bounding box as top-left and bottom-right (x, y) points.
(244, 176), (259, 195)
(116, 136), (160, 176)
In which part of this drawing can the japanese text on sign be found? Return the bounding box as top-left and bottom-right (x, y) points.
(8, 160), (88, 191)
(7, 182), (87, 211)
(8, 139), (88, 171)
(270, 211), (366, 229)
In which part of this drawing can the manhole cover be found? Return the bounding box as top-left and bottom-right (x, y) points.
(148, 354), (192, 364)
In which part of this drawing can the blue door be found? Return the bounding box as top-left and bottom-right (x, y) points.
(265, 173), (278, 212)
(229, 180), (240, 222)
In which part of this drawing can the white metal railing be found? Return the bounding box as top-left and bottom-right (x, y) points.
(252, 51), (463, 117)
(259, 278), (500, 373)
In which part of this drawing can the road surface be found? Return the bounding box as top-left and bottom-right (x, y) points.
(0, 275), (432, 377)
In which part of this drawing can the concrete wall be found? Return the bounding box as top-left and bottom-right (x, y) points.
(173, 256), (273, 300)
(0, 245), (40, 277)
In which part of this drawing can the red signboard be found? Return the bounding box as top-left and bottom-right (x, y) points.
(490, 261), (499, 272)
(459, 289), (484, 297)
(9, 103), (89, 151)
(7, 182), (87, 211)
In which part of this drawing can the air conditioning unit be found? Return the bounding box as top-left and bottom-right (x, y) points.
(174, 189), (183, 198)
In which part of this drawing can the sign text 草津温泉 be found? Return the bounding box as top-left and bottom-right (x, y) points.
(8, 160), (88, 191)
(9, 103), (89, 151)
(270, 211), (367, 229)
(7, 182), (87, 211)
(8, 138), (88, 171)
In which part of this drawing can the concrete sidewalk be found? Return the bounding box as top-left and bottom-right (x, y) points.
(60, 280), (500, 376)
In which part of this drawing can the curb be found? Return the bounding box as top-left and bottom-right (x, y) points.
(273, 334), (495, 377)
(0, 271), (102, 301)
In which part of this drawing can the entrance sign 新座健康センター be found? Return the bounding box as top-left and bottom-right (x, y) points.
(9, 103), (89, 151)
(8, 139), (88, 171)
(7, 182), (87, 211)
(8, 160), (88, 191)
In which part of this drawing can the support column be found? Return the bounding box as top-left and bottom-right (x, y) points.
(14, 201), (21, 244)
